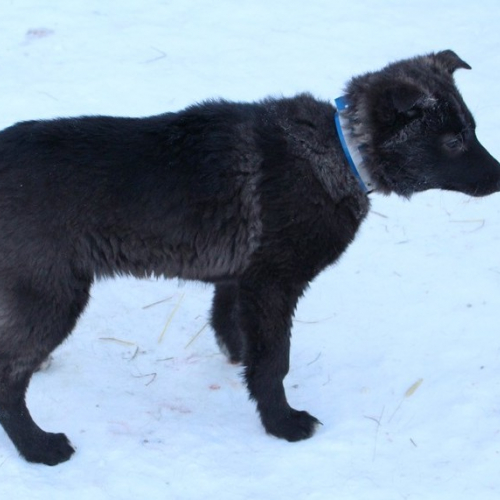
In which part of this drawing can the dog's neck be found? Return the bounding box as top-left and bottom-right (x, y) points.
(334, 96), (376, 194)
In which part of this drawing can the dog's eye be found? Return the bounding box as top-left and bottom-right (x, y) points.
(442, 134), (464, 152)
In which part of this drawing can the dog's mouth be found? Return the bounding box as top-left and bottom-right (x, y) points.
(460, 183), (500, 197)
(439, 177), (500, 197)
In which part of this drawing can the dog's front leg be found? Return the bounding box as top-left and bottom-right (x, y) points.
(238, 277), (321, 441)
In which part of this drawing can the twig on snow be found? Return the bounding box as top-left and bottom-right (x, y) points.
(99, 337), (136, 346)
(133, 372), (157, 386)
(185, 323), (209, 349)
(142, 296), (173, 309)
(142, 47), (167, 64)
(158, 293), (185, 343)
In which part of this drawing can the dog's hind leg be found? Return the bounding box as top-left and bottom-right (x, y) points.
(238, 274), (321, 441)
(210, 283), (245, 364)
(0, 273), (91, 465)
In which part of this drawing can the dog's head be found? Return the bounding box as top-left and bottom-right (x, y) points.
(344, 50), (500, 197)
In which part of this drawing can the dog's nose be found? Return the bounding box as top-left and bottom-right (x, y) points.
(492, 157), (500, 192)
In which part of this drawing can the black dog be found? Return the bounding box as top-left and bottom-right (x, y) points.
(0, 50), (499, 466)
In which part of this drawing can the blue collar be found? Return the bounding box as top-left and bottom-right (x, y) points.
(334, 96), (374, 194)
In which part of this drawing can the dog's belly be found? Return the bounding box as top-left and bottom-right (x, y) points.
(73, 189), (263, 283)
(83, 223), (259, 282)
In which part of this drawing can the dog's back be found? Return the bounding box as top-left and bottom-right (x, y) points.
(0, 104), (259, 281)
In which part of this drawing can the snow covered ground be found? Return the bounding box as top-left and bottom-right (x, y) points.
(1, 1), (500, 498)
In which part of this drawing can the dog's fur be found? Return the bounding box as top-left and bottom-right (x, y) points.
(1, 50), (499, 465)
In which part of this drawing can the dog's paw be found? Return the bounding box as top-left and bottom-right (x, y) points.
(263, 409), (322, 442)
(22, 432), (75, 466)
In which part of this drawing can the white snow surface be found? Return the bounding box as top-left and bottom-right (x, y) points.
(1, 1), (500, 499)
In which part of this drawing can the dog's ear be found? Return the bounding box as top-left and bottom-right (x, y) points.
(434, 50), (472, 73)
(389, 84), (424, 114)
(375, 83), (428, 123)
